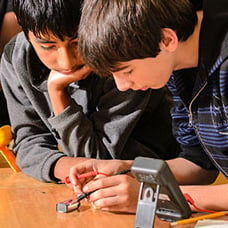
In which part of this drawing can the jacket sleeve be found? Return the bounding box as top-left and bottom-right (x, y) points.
(167, 78), (216, 170)
(0, 50), (66, 182)
(48, 79), (154, 159)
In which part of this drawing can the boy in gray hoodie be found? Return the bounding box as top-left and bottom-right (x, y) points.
(0, 0), (179, 183)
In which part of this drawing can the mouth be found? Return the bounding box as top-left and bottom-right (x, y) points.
(131, 87), (149, 91)
(140, 87), (149, 91)
(58, 65), (85, 75)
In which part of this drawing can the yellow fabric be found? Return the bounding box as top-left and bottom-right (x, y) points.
(0, 125), (12, 147)
(0, 125), (20, 172)
(212, 173), (228, 185)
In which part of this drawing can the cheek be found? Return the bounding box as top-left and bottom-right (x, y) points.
(36, 51), (56, 69)
(138, 68), (155, 81)
(138, 66), (170, 89)
(154, 70), (171, 87)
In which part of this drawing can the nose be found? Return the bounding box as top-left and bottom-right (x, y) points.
(112, 73), (133, 91)
(57, 47), (77, 70)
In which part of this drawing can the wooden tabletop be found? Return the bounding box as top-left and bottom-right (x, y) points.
(0, 168), (173, 228)
(1, 168), (227, 228)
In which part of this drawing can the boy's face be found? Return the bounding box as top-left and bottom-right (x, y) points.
(28, 31), (85, 75)
(111, 51), (175, 91)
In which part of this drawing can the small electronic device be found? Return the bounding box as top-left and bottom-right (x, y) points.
(131, 157), (191, 228)
(56, 191), (94, 213)
(56, 198), (80, 213)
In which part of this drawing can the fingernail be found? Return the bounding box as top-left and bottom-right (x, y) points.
(83, 186), (89, 192)
(71, 179), (76, 185)
(91, 202), (100, 210)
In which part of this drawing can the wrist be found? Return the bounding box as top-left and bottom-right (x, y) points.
(53, 156), (89, 181)
(48, 89), (71, 115)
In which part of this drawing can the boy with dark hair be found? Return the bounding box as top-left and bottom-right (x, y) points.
(0, 0), (179, 183)
(68, 0), (228, 213)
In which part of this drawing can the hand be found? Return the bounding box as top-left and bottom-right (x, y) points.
(84, 174), (140, 213)
(68, 159), (133, 194)
(48, 65), (91, 91)
(47, 65), (91, 115)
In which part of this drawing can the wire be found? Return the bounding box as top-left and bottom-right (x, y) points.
(184, 193), (218, 213)
(64, 169), (131, 184)
(64, 171), (111, 184)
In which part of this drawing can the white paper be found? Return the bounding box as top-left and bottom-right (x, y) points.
(194, 219), (228, 227)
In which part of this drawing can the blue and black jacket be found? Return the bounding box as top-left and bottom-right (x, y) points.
(167, 0), (228, 177)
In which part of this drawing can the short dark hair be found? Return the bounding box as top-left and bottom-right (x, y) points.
(13, 0), (82, 40)
(78, 0), (197, 76)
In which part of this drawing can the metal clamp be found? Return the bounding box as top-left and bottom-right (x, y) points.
(134, 183), (160, 228)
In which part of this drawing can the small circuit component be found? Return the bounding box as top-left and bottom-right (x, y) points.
(56, 198), (80, 213)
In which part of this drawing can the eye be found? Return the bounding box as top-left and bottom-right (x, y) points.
(70, 39), (78, 49)
(40, 45), (55, 50)
(123, 69), (133, 75)
(72, 41), (78, 47)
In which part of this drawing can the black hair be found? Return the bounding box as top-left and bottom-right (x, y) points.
(78, 0), (197, 76)
(13, 0), (82, 40)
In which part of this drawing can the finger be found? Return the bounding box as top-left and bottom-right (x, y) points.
(72, 183), (84, 195)
(68, 64), (91, 81)
(80, 64), (91, 75)
(83, 174), (129, 192)
(68, 159), (99, 193)
(91, 194), (134, 213)
(75, 175), (99, 193)
(90, 189), (137, 213)
(69, 160), (94, 184)
(84, 176), (128, 203)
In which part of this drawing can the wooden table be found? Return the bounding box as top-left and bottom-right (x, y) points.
(1, 168), (227, 228)
(0, 168), (172, 228)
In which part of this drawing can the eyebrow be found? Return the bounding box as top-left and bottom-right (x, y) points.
(35, 35), (78, 44)
(112, 64), (130, 72)
(70, 36), (78, 41)
(35, 38), (56, 44)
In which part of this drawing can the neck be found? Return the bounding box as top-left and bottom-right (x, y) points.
(174, 11), (203, 70)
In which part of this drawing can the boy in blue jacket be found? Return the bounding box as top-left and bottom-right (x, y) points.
(68, 0), (228, 213)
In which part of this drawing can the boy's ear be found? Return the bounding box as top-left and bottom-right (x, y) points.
(160, 28), (178, 52)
